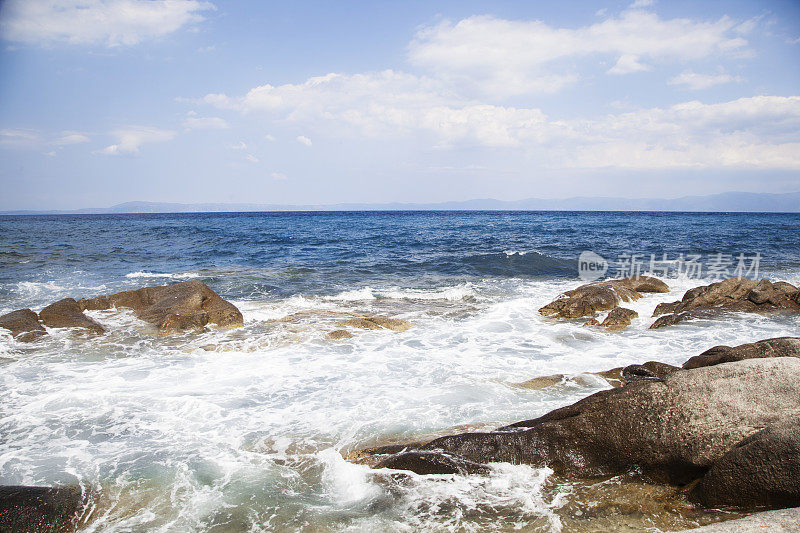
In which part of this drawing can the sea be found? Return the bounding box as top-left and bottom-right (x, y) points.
(1, 211), (799, 532)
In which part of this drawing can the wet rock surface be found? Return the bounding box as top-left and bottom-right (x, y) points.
(0, 309), (48, 341)
(540, 276), (668, 319)
(690, 419), (800, 510)
(79, 280), (243, 334)
(650, 278), (800, 328)
(683, 336), (800, 369)
(38, 299), (106, 335)
(0, 485), (87, 533)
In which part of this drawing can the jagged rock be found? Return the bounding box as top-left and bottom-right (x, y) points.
(0, 309), (47, 342)
(540, 276), (668, 319)
(650, 278), (800, 329)
(622, 361), (680, 383)
(79, 280), (242, 334)
(337, 316), (412, 332)
(690, 419), (800, 509)
(683, 337), (800, 369)
(377, 450), (491, 475)
(0, 485), (88, 532)
(583, 318), (600, 326)
(600, 307), (638, 331)
(327, 329), (354, 340)
(38, 299), (105, 334)
(379, 358), (800, 485)
(652, 301), (680, 317)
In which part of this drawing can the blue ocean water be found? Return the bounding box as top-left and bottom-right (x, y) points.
(0, 211), (798, 532)
(2, 211), (798, 306)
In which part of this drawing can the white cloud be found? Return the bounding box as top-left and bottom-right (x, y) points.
(229, 140), (247, 150)
(407, 12), (747, 96)
(0, 128), (40, 147)
(629, 0), (655, 8)
(607, 54), (650, 74)
(52, 132), (90, 145)
(182, 114), (229, 130)
(271, 172), (287, 180)
(0, 0), (215, 47)
(296, 135), (312, 146)
(245, 154), (259, 163)
(668, 69), (741, 90)
(44, 150), (56, 157)
(265, 134), (276, 141)
(96, 126), (175, 155)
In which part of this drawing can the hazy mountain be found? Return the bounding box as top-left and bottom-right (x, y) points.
(2, 191), (799, 215)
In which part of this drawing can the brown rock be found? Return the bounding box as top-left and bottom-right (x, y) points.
(650, 278), (800, 329)
(382, 358), (800, 484)
(78, 280), (242, 334)
(621, 361), (680, 383)
(328, 329), (354, 340)
(600, 307), (638, 331)
(338, 316), (412, 332)
(0, 309), (47, 342)
(376, 451), (491, 475)
(652, 301), (680, 317)
(683, 337), (800, 369)
(0, 485), (89, 532)
(690, 419), (800, 510)
(39, 299), (105, 334)
(540, 277), (668, 319)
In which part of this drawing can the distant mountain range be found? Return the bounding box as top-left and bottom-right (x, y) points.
(2, 191), (800, 214)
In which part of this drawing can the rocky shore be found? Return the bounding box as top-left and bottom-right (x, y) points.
(2, 276), (799, 531)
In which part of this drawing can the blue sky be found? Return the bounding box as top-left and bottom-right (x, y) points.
(0, 0), (799, 210)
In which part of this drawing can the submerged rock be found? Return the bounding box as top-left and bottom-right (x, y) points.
(0, 485), (88, 532)
(79, 280), (243, 334)
(650, 278), (800, 329)
(540, 276), (668, 319)
(327, 329), (354, 340)
(0, 309), (48, 342)
(337, 316), (412, 332)
(690, 419), (800, 510)
(683, 337), (800, 369)
(38, 299), (105, 335)
(377, 450), (491, 475)
(377, 358), (800, 485)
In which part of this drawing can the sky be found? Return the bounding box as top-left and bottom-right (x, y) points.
(0, 0), (799, 210)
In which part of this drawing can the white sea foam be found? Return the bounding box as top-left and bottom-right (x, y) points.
(125, 271), (198, 280)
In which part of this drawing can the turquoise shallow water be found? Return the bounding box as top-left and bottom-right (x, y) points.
(0, 211), (798, 531)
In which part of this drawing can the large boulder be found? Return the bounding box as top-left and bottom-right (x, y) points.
(0, 485), (87, 532)
(651, 278), (800, 328)
(683, 337), (800, 369)
(540, 277), (668, 319)
(78, 280), (243, 334)
(690, 419), (800, 510)
(376, 358), (800, 485)
(600, 307), (638, 331)
(0, 309), (47, 342)
(38, 299), (105, 335)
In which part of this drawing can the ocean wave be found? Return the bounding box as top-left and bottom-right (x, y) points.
(325, 284), (477, 302)
(125, 271), (199, 280)
(460, 251), (577, 278)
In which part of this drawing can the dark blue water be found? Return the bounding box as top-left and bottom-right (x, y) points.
(1, 211), (799, 306)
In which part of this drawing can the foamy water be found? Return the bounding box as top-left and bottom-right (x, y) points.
(2, 273), (799, 531)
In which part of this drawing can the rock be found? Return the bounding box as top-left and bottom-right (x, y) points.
(600, 307), (638, 331)
(376, 451), (492, 475)
(38, 299), (105, 334)
(79, 280), (243, 334)
(583, 318), (600, 326)
(0, 309), (47, 342)
(683, 337), (800, 369)
(337, 316), (412, 332)
(650, 278), (800, 329)
(690, 419), (800, 510)
(0, 485), (88, 532)
(540, 277), (668, 319)
(622, 361), (680, 383)
(675, 506), (800, 532)
(652, 301), (680, 317)
(328, 329), (354, 340)
(384, 358), (800, 484)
